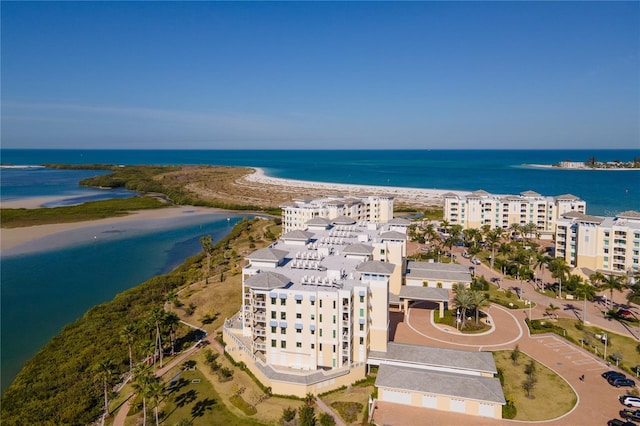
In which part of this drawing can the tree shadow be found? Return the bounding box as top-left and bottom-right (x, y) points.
(176, 389), (199, 408)
(191, 398), (216, 418)
(168, 377), (190, 394)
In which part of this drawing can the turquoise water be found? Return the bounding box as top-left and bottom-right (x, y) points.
(1, 148), (638, 392)
(1, 214), (247, 392)
(2, 149), (639, 214)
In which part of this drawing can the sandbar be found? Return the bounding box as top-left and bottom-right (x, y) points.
(1, 206), (228, 253)
(243, 167), (468, 206)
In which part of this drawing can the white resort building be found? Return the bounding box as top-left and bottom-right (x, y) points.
(223, 206), (506, 419)
(280, 195), (394, 233)
(442, 190), (586, 238)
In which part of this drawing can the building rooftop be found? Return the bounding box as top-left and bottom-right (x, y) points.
(376, 364), (505, 404)
(370, 342), (497, 374)
(398, 286), (449, 302)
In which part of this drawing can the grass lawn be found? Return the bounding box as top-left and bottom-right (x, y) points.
(126, 365), (265, 426)
(494, 350), (576, 420)
(485, 283), (534, 310)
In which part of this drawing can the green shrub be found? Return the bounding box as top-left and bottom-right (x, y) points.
(330, 401), (363, 423)
(230, 394), (257, 415)
(502, 399), (517, 419)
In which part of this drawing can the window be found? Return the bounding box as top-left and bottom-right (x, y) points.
(296, 328), (302, 334)
(311, 314), (315, 320)
(281, 328), (286, 334)
(320, 314), (323, 322)
(281, 341), (286, 349)
(311, 343), (315, 349)
(319, 343), (323, 351)
(359, 337), (364, 345)
(360, 295), (364, 303)
(296, 299), (302, 305)
(296, 313), (302, 319)
(271, 297), (276, 305)
(320, 300), (323, 308)
(333, 301), (336, 309)
(333, 315), (336, 324)
(333, 345), (336, 353)
(311, 329), (315, 335)
(271, 311), (276, 319)
(333, 330), (336, 338)
(311, 300), (315, 306)
(360, 308), (364, 317)
(359, 323), (364, 331)
(271, 339), (276, 347)
(271, 326), (277, 333)
(281, 312), (286, 320)
(281, 298), (286, 306)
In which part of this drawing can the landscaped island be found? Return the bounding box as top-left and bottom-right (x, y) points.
(525, 157), (640, 170)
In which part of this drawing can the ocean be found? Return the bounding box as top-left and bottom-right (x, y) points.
(3, 149), (639, 214)
(1, 149), (639, 391)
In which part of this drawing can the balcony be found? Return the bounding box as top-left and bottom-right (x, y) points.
(254, 328), (266, 337)
(254, 313), (266, 323)
(253, 341), (266, 352)
(254, 301), (266, 308)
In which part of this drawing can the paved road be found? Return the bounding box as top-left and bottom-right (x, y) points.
(374, 246), (638, 425)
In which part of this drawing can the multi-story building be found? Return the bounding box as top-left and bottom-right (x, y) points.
(555, 210), (640, 275)
(223, 212), (505, 419)
(280, 195), (394, 233)
(442, 190), (586, 237)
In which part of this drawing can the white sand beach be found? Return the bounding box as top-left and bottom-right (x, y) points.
(2, 169), (472, 253)
(243, 167), (469, 206)
(1, 206), (227, 252)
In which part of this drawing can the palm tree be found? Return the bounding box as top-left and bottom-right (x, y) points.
(546, 303), (560, 319)
(627, 282), (640, 305)
(133, 364), (153, 426)
(199, 235), (213, 276)
(486, 230), (501, 271)
(470, 290), (490, 325)
(534, 251), (551, 289)
(548, 258), (570, 298)
(165, 289), (178, 312)
(120, 323), (136, 379)
(509, 223), (522, 241)
(523, 222), (539, 242)
(93, 358), (116, 419)
(148, 307), (165, 370)
(574, 282), (597, 323)
(146, 379), (165, 426)
(452, 284), (473, 330)
(600, 274), (625, 310)
(163, 311), (180, 356)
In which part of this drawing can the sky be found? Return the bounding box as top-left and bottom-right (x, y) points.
(1, 1), (639, 150)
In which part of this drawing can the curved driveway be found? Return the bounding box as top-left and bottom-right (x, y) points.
(374, 290), (632, 425)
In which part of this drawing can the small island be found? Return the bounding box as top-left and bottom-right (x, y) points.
(526, 157), (640, 170)
(555, 156), (640, 169)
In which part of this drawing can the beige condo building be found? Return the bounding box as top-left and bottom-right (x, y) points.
(443, 190), (586, 237)
(223, 213), (505, 419)
(280, 195), (394, 233)
(555, 210), (640, 275)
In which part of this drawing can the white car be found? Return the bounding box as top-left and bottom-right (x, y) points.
(620, 396), (640, 407)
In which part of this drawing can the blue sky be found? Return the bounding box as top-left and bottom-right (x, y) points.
(2, 1), (638, 149)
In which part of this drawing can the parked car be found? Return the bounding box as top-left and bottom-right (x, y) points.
(621, 396), (640, 408)
(608, 419), (637, 426)
(471, 257), (481, 265)
(604, 370), (627, 380)
(621, 409), (640, 422)
(609, 377), (636, 387)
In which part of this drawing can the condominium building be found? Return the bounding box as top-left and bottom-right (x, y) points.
(555, 210), (640, 275)
(280, 195), (394, 233)
(443, 190), (586, 237)
(223, 212), (505, 419)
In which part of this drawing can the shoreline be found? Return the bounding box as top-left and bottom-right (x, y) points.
(243, 167), (469, 205)
(0, 206), (229, 253)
